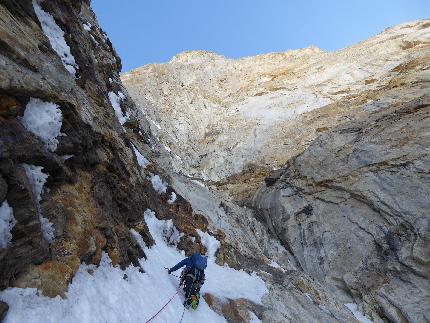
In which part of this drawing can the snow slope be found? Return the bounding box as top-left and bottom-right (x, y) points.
(0, 210), (266, 323)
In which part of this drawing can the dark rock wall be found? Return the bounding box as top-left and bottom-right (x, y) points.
(0, 0), (185, 298)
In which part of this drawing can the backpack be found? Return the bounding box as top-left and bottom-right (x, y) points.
(191, 252), (207, 271)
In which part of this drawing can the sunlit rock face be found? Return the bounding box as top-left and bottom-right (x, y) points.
(124, 20), (430, 322)
(123, 20), (430, 183)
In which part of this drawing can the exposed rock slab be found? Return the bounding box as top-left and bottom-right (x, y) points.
(253, 94), (430, 322)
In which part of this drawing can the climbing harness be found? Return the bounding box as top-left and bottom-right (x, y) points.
(145, 290), (180, 323)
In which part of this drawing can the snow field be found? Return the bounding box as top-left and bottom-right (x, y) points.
(0, 201), (16, 249)
(32, 0), (78, 76)
(21, 98), (63, 152)
(0, 209), (267, 323)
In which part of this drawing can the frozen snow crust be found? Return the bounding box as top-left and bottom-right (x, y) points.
(0, 201), (16, 249)
(0, 210), (267, 322)
(32, 0), (78, 76)
(21, 98), (63, 152)
(22, 164), (54, 243)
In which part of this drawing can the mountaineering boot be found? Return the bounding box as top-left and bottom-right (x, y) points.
(189, 294), (199, 310)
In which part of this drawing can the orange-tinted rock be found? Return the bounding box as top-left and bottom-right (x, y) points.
(0, 95), (21, 119)
(14, 257), (80, 298)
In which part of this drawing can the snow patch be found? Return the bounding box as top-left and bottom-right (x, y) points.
(32, 0), (78, 76)
(0, 201), (17, 249)
(82, 22), (92, 31)
(148, 174), (167, 194)
(192, 179), (206, 188)
(60, 154), (74, 161)
(108, 91), (129, 125)
(21, 98), (63, 152)
(249, 311), (261, 323)
(148, 118), (162, 130)
(131, 144), (148, 169)
(164, 145), (171, 153)
(161, 219), (182, 246)
(197, 229), (267, 304)
(22, 164), (55, 243)
(268, 260), (285, 272)
(167, 192), (177, 204)
(345, 303), (373, 323)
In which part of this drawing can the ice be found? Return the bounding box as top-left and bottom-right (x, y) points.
(148, 174), (168, 194)
(0, 201), (16, 249)
(22, 164), (54, 243)
(345, 303), (373, 323)
(108, 91), (129, 125)
(0, 209), (267, 322)
(32, 0), (78, 76)
(21, 98), (63, 152)
(131, 144), (148, 169)
(167, 192), (177, 204)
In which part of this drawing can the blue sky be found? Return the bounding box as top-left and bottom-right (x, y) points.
(91, 0), (429, 72)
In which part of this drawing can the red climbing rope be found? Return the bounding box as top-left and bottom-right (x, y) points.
(145, 290), (180, 323)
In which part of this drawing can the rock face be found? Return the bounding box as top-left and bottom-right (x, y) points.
(1, 1), (429, 322)
(123, 20), (430, 184)
(0, 0), (189, 299)
(253, 96), (430, 322)
(124, 19), (430, 322)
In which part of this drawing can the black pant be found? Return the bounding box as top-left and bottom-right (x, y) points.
(183, 274), (198, 298)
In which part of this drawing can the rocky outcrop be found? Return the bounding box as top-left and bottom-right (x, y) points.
(253, 94), (430, 322)
(0, 301), (8, 321)
(0, 0), (194, 299)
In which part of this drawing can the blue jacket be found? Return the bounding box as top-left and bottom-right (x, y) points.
(170, 252), (207, 273)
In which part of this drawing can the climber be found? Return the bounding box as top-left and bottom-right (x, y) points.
(167, 251), (207, 309)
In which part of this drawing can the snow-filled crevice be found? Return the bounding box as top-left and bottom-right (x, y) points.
(22, 164), (54, 243)
(20, 98), (63, 152)
(32, 0), (78, 76)
(0, 201), (17, 249)
(167, 192), (177, 204)
(0, 209), (267, 323)
(131, 143), (149, 169)
(148, 173), (168, 194)
(108, 91), (129, 126)
(344, 303), (373, 323)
